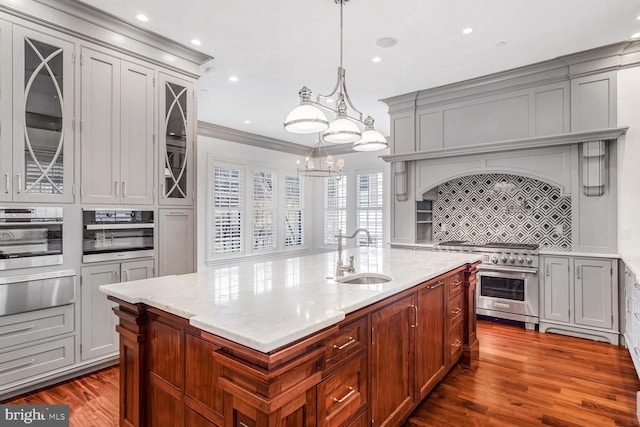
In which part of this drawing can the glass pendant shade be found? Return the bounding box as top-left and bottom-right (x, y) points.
(284, 104), (329, 134)
(323, 118), (361, 144)
(353, 129), (388, 151)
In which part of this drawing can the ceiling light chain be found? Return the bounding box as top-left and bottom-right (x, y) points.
(283, 0), (388, 154)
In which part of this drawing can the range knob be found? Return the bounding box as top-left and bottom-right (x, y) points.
(526, 257), (533, 265)
(509, 256), (516, 263)
(491, 257), (499, 264)
(500, 256), (507, 263)
(518, 257), (524, 263)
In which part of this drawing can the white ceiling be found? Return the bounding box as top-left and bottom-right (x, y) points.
(79, 0), (640, 147)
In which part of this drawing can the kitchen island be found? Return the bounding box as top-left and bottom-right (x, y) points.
(100, 248), (481, 427)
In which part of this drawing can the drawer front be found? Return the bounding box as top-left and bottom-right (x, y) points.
(447, 271), (464, 297)
(0, 304), (74, 349)
(449, 292), (463, 327)
(317, 355), (367, 427)
(324, 317), (367, 368)
(449, 322), (464, 362)
(345, 410), (368, 427)
(0, 336), (75, 386)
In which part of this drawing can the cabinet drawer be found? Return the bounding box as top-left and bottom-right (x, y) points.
(449, 292), (463, 327)
(449, 322), (463, 362)
(324, 317), (367, 368)
(345, 410), (368, 427)
(317, 354), (367, 427)
(0, 336), (74, 386)
(0, 304), (74, 349)
(448, 271), (464, 297)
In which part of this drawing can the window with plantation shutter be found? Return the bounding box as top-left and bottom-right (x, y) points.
(284, 176), (303, 247)
(324, 176), (347, 245)
(253, 171), (276, 250)
(357, 172), (384, 247)
(213, 165), (243, 254)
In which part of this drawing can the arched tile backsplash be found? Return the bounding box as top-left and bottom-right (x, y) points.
(432, 173), (572, 250)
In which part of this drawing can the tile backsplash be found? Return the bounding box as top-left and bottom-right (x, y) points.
(432, 173), (572, 250)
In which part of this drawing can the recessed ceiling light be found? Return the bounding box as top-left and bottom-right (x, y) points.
(191, 39), (202, 46)
(244, 120), (251, 124)
(372, 56), (382, 63)
(200, 89), (209, 93)
(229, 76), (239, 82)
(462, 27), (474, 35)
(136, 14), (149, 22)
(637, 15), (640, 20)
(496, 41), (507, 47)
(632, 32), (640, 39)
(376, 37), (397, 48)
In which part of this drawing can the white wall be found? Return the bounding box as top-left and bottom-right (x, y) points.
(196, 135), (315, 270)
(617, 67), (640, 257)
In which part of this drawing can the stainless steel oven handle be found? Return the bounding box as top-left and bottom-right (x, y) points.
(85, 223), (154, 230)
(478, 265), (537, 275)
(0, 221), (63, 226)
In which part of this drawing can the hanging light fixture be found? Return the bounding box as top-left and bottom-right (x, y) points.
(283, 0), (388, 151)
(297, 136), (345, 179)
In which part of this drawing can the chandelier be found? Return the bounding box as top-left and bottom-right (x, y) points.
(297, 137), (345, 179)
(283, 0), (388, 152)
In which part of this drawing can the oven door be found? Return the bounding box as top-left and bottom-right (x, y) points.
(0, 221), (63, 270)
(476, 265), (539, 323)
(82, 223), (154, 263)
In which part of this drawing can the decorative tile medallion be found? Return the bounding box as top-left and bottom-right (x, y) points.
(432, 174), (571, 250)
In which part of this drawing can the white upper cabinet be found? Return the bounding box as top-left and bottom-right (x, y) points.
(159, 72), (194, 206)
(80, 47), (154, 205)
(9, 25), (75, 203)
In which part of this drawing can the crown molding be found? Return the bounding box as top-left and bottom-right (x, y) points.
(381, 127), (628, 163)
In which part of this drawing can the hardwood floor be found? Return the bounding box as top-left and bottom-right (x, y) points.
(3, 320), (639, 427)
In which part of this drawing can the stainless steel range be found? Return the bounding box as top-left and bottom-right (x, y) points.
(437, 241), (539, 330)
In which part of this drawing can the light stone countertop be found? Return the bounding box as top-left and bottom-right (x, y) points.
(100, 247), (482, 353)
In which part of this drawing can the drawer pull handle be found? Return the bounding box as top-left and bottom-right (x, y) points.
(0, 324), (35, 336)
(635, 347), (640, 356)
(451, 280), (462, 288)
(635, 313), (640, 321)
(635, 283), (640, 290)
(451, 308), (462, 316)
(427, 280), (444, 289)
(239, 422), (249, 427)
(0, 358), (35, 374)
(451, 340), (462, 349)
(333, 386), (356, 404)
(333, 337), (356, 350)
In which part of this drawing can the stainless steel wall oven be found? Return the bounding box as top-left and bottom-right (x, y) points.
(0, 207), (63, 270)
(82, 209), (154, 263)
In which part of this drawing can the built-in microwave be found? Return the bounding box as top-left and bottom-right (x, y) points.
(82, 209), (154, 263)
(0, 207), (64, 270)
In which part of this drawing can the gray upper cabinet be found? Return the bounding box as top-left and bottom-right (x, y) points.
(159, 73), (194, 206)
(10, 25), (75, 203)
(81, 47), (154, 205)
(0, 19), (11, 202)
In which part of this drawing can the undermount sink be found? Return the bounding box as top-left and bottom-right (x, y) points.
(335, 273), (392, 284)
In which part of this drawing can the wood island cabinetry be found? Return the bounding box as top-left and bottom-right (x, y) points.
(109, 262), (479, 427)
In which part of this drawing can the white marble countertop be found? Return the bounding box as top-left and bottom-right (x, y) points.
(100, 247), (481, 353)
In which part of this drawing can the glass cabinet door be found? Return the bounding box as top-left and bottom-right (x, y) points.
(12, 26), (74, 203)
(159, 73), (194, 205)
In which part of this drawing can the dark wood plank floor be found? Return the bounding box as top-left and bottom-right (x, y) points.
(3, 320), (639, 427)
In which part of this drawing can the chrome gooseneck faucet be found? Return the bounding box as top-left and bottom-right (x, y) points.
(335, 228), (372, 277)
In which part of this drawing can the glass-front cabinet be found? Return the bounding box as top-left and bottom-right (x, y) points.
(0, 19), (11, 202)
(11, 26), (74, 203)
(159, 72), (194, 205)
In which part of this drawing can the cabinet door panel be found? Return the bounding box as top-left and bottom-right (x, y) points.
(0, 19), (12, 202)
(122, 259), (154, 282)
(12, 26), (75, 203)
(371, 294), (414, 427)
(80, 264), (119, 361)
(121, 61), (154, 205)
(80, 47), (121, 204)
(416, 281), (446, 400)
(574, 258), (612, 329)
(159, 73), (194, 205)
(543, 257), (570, 323)
(159, 209), (194, 276)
